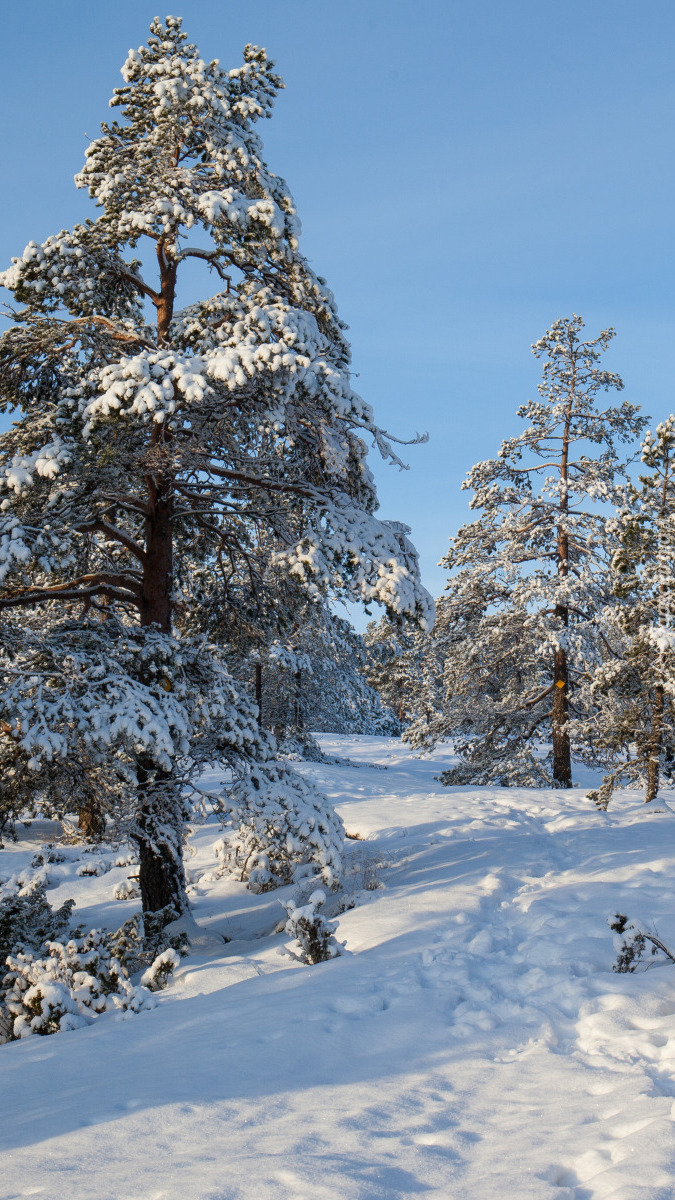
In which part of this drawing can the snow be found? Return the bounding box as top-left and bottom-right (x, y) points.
(2, 736), (675, 1198)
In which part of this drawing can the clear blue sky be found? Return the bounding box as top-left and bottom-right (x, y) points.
(2, 1), (675, 621)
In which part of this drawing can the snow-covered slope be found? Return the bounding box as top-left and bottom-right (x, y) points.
(1, 736), (675, 1199)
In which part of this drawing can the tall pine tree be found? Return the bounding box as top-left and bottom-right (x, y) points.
(409, 317), (644, 787)
(582, 417), (675, 806)
(0, 19), (432, 920)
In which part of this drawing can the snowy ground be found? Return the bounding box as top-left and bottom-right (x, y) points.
(1, 736), (675, 1200)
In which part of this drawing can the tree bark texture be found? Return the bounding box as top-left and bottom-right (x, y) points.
(552, 635), (572, 787)
(294, 668), (304, 732)
(77, 794), (106, 840)
(552, 386), (573, 788)
(135, 760), (188, 919)
(141, 478), (173, 632)
(136, 244), (183, 919)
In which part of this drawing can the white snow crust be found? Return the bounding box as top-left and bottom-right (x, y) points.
(2, 736), (675, 1198)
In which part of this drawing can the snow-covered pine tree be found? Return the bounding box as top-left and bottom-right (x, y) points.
(0, 18), (432, 922)
(580, 417), (675, 807)
(257, 600), (393, 748)
(180, 543), (393, 747)
(408, 317), (645, 786)
(364, 615), (440, 730)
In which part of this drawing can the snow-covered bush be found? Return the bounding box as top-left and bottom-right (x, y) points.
(0, 924), (183, 1042)
(609, 912), (675, 972)
(140, 947), (180, 992)
(31, 845), (68, 867)
(216, 762), (344, 892)
(76, 859), (111, 877)
(114, 878), (140, 901)
(341, 841), (388, 895)
(282, 889), (341, 964)
(0, 881), (74, 967)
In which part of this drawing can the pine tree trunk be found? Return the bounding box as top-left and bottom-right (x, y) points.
(135, 478), (184, 920)
(255, 662), (263, 725)
(137, 828), (186, 916)
(135, 244), (184, 922)
(552, 636), (572, 787)
(135, 758), (188, 919)
(294, 668), (304, 732)
(140, 478), (173, 633)
(552, 394), (573, 789)
(77, 794), (106, 840)
(645, 684), (665, 803)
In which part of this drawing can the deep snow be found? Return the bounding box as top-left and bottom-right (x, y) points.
(1, 736), (675, 1200)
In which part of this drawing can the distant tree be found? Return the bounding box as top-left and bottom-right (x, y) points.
(0, 18), (432, 924)
(258, 602), (394, 750)
(364, 615), (439, 730)
(582, 418), (675, 807)
(409, 317), (645, 786)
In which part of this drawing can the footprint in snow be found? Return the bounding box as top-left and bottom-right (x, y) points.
(329, 993), (389, 1018)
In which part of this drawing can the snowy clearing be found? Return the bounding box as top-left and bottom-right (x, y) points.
(1, 736), (675, 1200)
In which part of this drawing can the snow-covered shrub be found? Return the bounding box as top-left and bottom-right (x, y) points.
(31, 845), (68, 867)
(217, 761), (345, 893)
(282, 889), (341, 964)
(0, 881), (74, 967)
(609, 912), (675, 972)
(114, 878), (140, 901)
(2, 930), (122, 1038)
(0, 926), (181, 1042)
(7, 861), (63, 894)
(76, 859), (111, 877)
(114, 852), (136, 869)
(106, 915), (142, 969)
(140, 947), (180, 992)
(105, 910), (185, 975)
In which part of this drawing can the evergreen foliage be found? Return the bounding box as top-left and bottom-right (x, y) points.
(0, 929), (166, 1042)
(364, 615), (440, 731)
(256, 601), (394, 746)
(407, 317), (645, 787)
(0, 880), (74, 968)
(213, 759), (344, 892)
(582, 418), (675, 807)
(0, 18), (431, 921)
(282, 888), (340, 964)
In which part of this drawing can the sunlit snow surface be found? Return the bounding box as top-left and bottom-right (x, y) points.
(2, 736), (675, 1199)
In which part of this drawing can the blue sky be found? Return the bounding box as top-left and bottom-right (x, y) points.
(2, 1), (675, 618)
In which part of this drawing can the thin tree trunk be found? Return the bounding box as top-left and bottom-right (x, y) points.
(645, 684), (665, 803)
(294, 668), (304, 732)
(78, 794), (106, 840)
(552, 519), (573, 787)
(255, 662), (263, 725)
(646, 456), (673, 804)
(552, 634), (572, 787)
(552, 378), (573, 788)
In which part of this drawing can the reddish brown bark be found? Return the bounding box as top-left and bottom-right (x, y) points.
(135, 240), (184, 921)
(552, 348), (573, 788)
